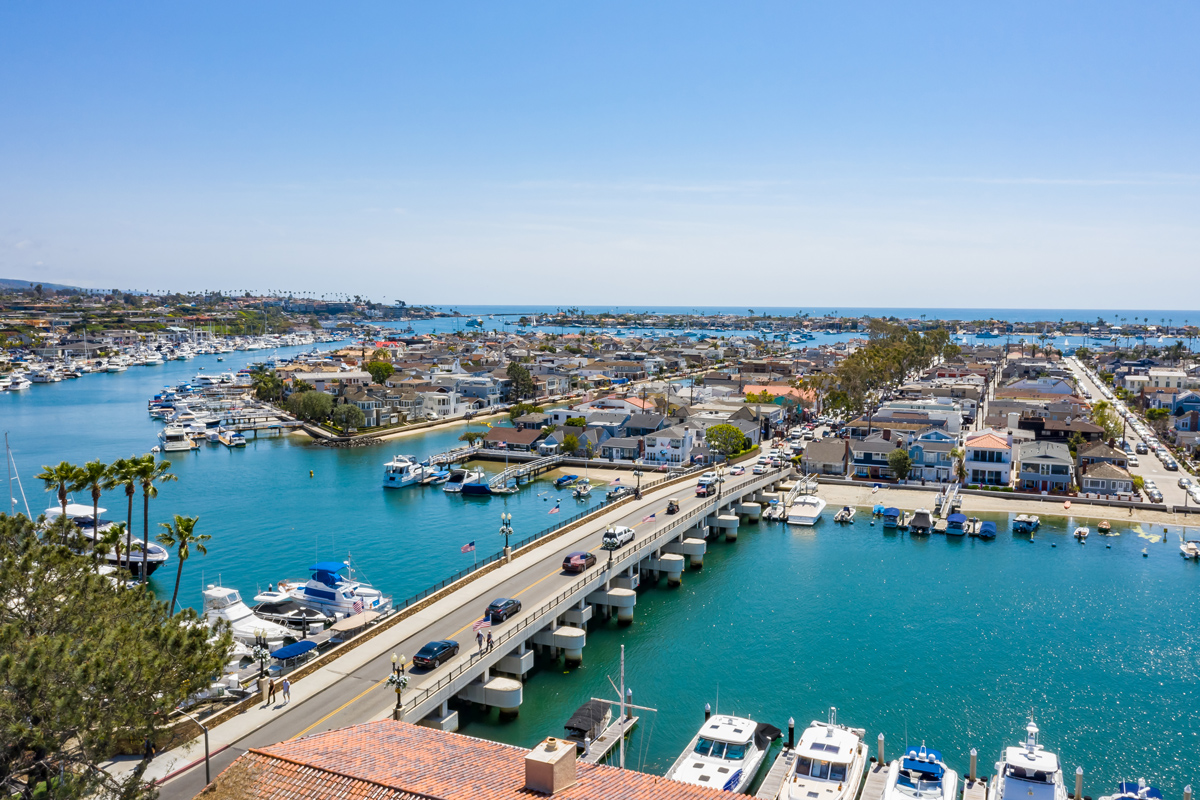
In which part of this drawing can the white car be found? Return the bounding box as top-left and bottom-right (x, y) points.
(602, 525), (636, 548)
(1128, 455), (1139, 467)
(752, 462), (767, 475)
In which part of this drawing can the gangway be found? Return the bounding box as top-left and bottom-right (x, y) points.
(488, 453), (564, 489)
(426, 444), (481, 467)
(944, 482), (962, 515)
(783, 472), (820, 508)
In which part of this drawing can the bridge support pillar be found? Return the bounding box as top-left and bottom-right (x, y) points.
(532, 625), (587, 666)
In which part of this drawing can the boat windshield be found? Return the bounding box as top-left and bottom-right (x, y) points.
(796, 758), (846, 781)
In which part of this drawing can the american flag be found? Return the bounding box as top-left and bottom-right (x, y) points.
(461, 541), (475, 553)
(495, 441), (506, 449)
(548, 502), (560, 515)
(642, 512), (656, 523)
(611, 477), (620, 483)
(352, 598), (363, 615)
(471, 617), (492, 631)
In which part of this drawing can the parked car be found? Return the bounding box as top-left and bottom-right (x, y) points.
(666, 498), (680, 514)
(1178, 477), (1194, 490)
(602, 525), (636, 548)
(1136, 443), (1148, 454)
(562, 551), (596, 573)
(413, 639), (459, 669)
(486, 598), (522, 623)
(1128, 455), (1139, 467)
(1164, 460), (1179, 471)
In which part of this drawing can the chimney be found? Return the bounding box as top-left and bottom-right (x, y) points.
(525, 737), (577, 795)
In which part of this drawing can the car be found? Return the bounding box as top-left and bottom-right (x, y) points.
(486, 598), (522, 623)
(602, 525), (636, 548)
(1179, 477), (1194, 489)
(562, 551), (596, 573)
(1136, 443), (1148, 454)
(413, 639), (459, 669)
(1164, 460), (1179, 471)
(1149, 492), (1164, 504)
(1127, 455), (1139, 467)
(728, 465), (745, 476)
(752, 462), (767, 475)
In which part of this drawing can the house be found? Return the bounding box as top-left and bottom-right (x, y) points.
(340, 387), (387, 427)
(290, 370), (372, 393)
(1171, 391), (1200, 416)
(1005, 377), (1076, 395)
(849, 431), (909, 480)
(1016, 441), (1074, 493)
(1147, 368), (1187, 389)
(482, 427), (544, 452)
(802, 438), (848, 476)
(906, 428), (956, 482)
(642, 425), (697, 465)
(624, 413), (667, 436)
(1076, 441), (1128, 471)
(598, 436), (643, 461)
(962, 432), (1012, 486)
(513, 412), (551, 430)
(1078, 461), (1135, 497)
(1017, 416), (1104, 444)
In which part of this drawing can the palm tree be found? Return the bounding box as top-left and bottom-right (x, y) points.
(135, 454), (176, 581)
(70, 459), (110, 565)
(950, 447), (967, 483)
(94, 521), (128, 575)
(156, 515), (209, 614)
(104, 457), (140, 571)
(36, 461), (82, 541)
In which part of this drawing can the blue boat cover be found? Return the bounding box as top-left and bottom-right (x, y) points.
(270, 639), (317, 660)
(884, 507), (899, 517)
(902, 747), (944, 778)
(979, 521), (997, 537)
(1117, 784), (1162, 800)
(309, 561), (348, 573)
(947, 513), (967, 524)
(872, 504), (886, 513)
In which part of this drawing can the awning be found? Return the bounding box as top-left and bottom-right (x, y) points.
(270, 640), (317, 660)
(330, 610), (382, 632)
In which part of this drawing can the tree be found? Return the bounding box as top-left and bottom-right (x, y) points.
(560, 434), (580, 455)
(135, 455), (176, 581)
(1146, 407), (1170, 435)
(950, 447), (967, 482)
(506, 362), (537, 399)
(365, 361), (394, 385)
(745, 390), (776, 404)
(1090, 400), (1123, 442)
(331, 403), (366, 430)
(459, 430), (487, 446)
(287, 390), (334, 421)
(93, 522), (127, 575)
(0, 514), (230, 800)
(371, 347), (392, 361)
(507, 401), (542, 423)
(565, 417), (587, 428)
(251, 368), (284, 402)
(104, 457), (140, 572)
(70, 460), (110, 566)
(36, 461), (82, 538)
(706, 423), (748, 461)
(887, 448), (912, 481)
(156, 515), (209, 615)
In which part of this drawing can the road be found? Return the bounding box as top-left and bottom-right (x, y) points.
(158, 466), (779, 800)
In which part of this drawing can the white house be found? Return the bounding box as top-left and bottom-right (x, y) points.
(963, 431), (1012, 486)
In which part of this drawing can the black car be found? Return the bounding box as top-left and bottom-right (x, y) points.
(413, 639), (459, 669)
(562, 551), (597, 573)
(486, 597), (522, 623)
(1136, 443), (1148, 454)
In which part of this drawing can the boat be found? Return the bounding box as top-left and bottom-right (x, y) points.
(461, 476), (493, 496)
(1098, 520), (1111, 534)
(945, 513), (967, 537)
(201, 584), (294, 647)
(1180, 540), (1200, 560)
(159, 426), (198, 452)
(977, 520), (997, 539)
(787, 495), (827, 526)
(910, 508), (933, 534)
(665, 713), (778, 793)
(563, 699), (611, 752)
(554, 474), (580, 489)
(251, 589), (332, 633)
(834, 506), (856, 523)
(217, 430), (247, 447)
(882, 507), (900, 528)
(422, 467), (451, 485)
(383, 454), (429, 488)
(443, 468), (485, 493)
(1074, 526), (1090, 541)
(881, 744), (959, 800)
(44, 503), (171, 576)
(284, 561), (392, 618)
(776, 709), (868, 800)
(988, 719), (1068, 800)
(872, 503), (886, 517)
(573, 481), (592, 499)
(1098, 779), (1164, 800)
(1013, 514), (1040, 534)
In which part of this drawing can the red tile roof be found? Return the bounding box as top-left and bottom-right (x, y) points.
(211, 721), (738, 800)
(965, 433), (1011, 450)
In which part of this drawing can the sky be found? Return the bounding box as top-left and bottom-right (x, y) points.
(1, 2), (1198, 308)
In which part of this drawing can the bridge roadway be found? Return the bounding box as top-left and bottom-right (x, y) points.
(159, 465), (788, 800)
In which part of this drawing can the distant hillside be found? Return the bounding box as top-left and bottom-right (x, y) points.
(0, 278), (87, 292)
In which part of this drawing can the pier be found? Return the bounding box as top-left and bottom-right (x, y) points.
(858, 761), (890, 800)
(755, 747), (797, 799)
(580, 713), (640, 765)
(487, 453), (566, 489)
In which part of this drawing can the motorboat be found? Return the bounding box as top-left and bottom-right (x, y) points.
(1180, 540), (1200, 560)
(251, 589), (332, 633)
(787, 495), (827, 526)
(159, 426), (197, 452)
(872, 503), (886, 517)
(776, 709), (868, 800)
(1013, 514), (1040, 533)
(1098, 779), (1164, 800)
(882, 507), (900, 528)
(44, 503), (171, 576)
(554, 474), (580, 489)
(443, 468), (485, 493)
(945, 513), (967, 537)
(1074, 526), (1090, 541)
(1097, 520), (1111, 534)
(977, 520), (997, 540)
(563, 699), (611, 752)
(382, 454), (428, 488)
(202, 584), (293, 648)
(573, 481), (592, 499)
(834, 506), (856, 523)
(910, 508), (933, 534)
(422, 467), (451, 485)
(988, 719), (1067, 800)
(461, 475), (493, 496)
(283, 561), (392, 618)
(881, 744), (959, 800)
(665, 713), (778, 793)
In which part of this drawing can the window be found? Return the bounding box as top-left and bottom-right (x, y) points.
(693, 738), (715, 756)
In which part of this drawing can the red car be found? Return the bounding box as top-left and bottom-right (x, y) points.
(562, 551), (596, 573)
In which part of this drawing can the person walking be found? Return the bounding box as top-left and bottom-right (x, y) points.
(282, 678), (291, 704)
(476, 630), (485, 652)
(143, 738), (157, 761)
(267, 677), (277, 704)
(486, 631), (494, 652)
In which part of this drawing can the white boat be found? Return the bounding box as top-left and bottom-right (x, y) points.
(202, 584), (293, 648)
(834, 506), (856, 523)
(44, 503), (171, 576)
(776, 709), (868, 800)
(251, 589), (331, 633)
(443, 467), (485, 493)
(159, 426), (197, 452)
(1098, 779), (1166, 800)
(1073, 526), (1089, 541)
(988, 719), (1067, 800)
(665, 713), (775, 793)
(1180, 540), (1200, 560)
(787, 495), (827, 526)
(382, 454), (428, 488)
(281, 561), (392, 618)
(573, 481), (592, 499)
(881, 744), (959, 800)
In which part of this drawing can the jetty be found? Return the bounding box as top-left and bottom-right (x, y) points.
(580, 713), (639, 765)
(425, 444), (481, 466)
(487, 453), (566, 490)
(755, 747), (797, 799)
(858, 761), (890, 800)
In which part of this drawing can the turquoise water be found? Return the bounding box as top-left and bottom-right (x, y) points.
(5, 348), (1199, 790)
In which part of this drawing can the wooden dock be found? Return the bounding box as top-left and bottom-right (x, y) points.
(963, 777), (988, 800)
(858, 762), (889, 800)
(934, 519), (948, 533)
(755, 747), (796, 799)
(580, 714), (639, 765)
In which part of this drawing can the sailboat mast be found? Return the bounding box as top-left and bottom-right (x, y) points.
(619, 644), (625, 769)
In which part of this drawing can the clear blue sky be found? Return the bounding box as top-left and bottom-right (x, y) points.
(1, 2), (1197, 307)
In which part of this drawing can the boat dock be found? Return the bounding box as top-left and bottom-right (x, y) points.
(857, 761), (890, 800)
(755, 747), (796, 799)
(580, 714), (639, 765)
(963, 776), (988, 800)
(425, 444), (481, 466)
(487, 453), (566, 489)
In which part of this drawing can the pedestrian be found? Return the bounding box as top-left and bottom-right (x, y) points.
(486, 631), (494, 652)
(143, 738), (157, 761)
(267, 677), (277, 704)
(282, 678), (291, 704)
(476, 630), (484, 652)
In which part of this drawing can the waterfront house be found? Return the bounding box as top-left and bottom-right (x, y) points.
(513, 411), (551, 430)
(906, 428), (956, 482)
(850, 431), (908, 480)
(1015, 441), (1074, 493)
(1076, 441), (1128, 471)
(1078, 461), (1135, 497)
(642, 425), (697, 466)
(962, 431), (1012, 486)
(482, 427), (544, 452)
(599, 436), (644, 461)
(801, 438), (849, 475)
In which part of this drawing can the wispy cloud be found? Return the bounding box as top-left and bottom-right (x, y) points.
(926, 173), (1200, 187)
(508, 179), (792, 195)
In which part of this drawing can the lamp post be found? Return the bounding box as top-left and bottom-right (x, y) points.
(499, 512), (513, 561)
(175, 707), (211, 786)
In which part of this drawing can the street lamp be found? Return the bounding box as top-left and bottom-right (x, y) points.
(174, 707), (211, 786)
(500, 513), (513, 561)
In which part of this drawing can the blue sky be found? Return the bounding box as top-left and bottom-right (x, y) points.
(1, 2), (1197, 307)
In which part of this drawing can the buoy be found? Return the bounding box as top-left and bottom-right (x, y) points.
(309, 470), (314, 478)
(1106, 544), (1111, 549)
(1142, 548), (1148, 558)
(1051, 543), (1056, 548)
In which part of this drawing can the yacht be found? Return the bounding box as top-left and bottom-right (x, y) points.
(1013, 514), (1040, 534)
(909, 508), (933, 534)
(201, 584), (293, 647)
(988, 719), (1068, 800)
(382, 454), (429, 488)
(776, 709), (868, 800)
(1180, 540), (1200, 560)
(443, 467), (485, 493)
(881, 745), (959, 800)
(250, 589), (331, 633)
(787, 495), (827, 526)
(282, 561), (392, 618)
(7, 375), (31, 391)
(1098, 780), (1164, 800)
(44, 503), (171, 576)
(159, 426), (197, 452)
(665, 713), (776, 793)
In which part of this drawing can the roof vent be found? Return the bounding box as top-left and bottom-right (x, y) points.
(525, 737), (577, 795)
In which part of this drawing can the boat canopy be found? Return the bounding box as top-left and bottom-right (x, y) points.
(564, 699), (610, 739)
(902, 746), (945, 778)
(947, 513), (967, 524)
(872, 504), (886, 514)
(270, 639), (317, 660)
(310, 561), (348, 573)
(1116, 783), (1162, 800)
(883, 507), (899, 517)
(979, 521), (997, 536)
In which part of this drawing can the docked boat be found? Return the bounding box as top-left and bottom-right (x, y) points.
(882, 507), (901, 528)
(45, 503), (171, 576)
(787, 495), (827, 526)
(945, 513), (967, 537)
(443, 468), (485, 493)
(461, 476), (493, 496)
(159, 426), (198, 452)
(202, 584), (294, 647)
(665, 713), (778, 793)
(909, 508), (933, 534)
(977, 520), (997, 540)
(988, 719), (1068, 800)
(1180, 540), (1200, 560)
(776, 709), (868, 800)
(573, 481), (592, 499)
(1013, 514), (1040, 534)
(563, 699), (611, 752)
(283, 561), (392, 618)
(1097, 520), (1111, 534)
(422, 467), (451, 485)
(872, 503), (886, 517)
(881, 744), (959, 800)
(554, 474), (580, 489)
(834, 506), (856, 523)
(251, 589), (332, 633)
(1074, 526), (1090, 541)
(217, 430), (247, 447)
(382, 454), (428, 488)
(1098, 779), (1164, 800)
